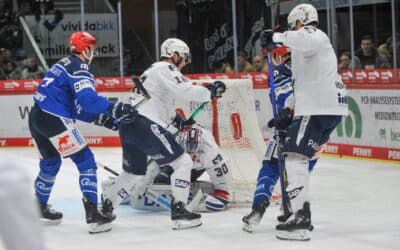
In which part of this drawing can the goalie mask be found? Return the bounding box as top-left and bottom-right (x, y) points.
(178, 127), (202, 153)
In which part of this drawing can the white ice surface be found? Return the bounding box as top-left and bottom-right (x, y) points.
(0, 148), (399, 250)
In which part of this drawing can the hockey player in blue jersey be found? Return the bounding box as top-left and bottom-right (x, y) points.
(242, 44), (321, 233)
(28, 31), (136, 234)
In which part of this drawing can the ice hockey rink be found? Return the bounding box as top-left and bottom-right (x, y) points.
(1, 147), (399, 250)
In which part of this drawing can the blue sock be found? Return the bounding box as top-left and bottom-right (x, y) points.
(71, 148), (98, 204)
(35, 156), (61, 204)
(79, 169), (98, 204)
(252, 160), (279, 209)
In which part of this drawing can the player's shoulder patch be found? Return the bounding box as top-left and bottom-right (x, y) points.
(58, 57), (72, 66)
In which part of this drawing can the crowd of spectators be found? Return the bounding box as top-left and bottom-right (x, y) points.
(1, 1), (400, 80)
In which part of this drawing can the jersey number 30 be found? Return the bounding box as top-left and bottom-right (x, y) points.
(212, 154), (229, 177)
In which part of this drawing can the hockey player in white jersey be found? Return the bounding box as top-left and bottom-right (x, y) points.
(131, 121), (232, 212)
(100, 38), (226, 229)
(261, 3), (348, 240)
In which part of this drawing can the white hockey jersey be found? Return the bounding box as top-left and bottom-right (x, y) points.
(134, 61), (211, 127)
(178, 125), (232, 193)
(273, 26), (348, 116)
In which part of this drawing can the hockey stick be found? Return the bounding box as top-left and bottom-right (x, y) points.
(267, 52), (291, 218)
(265, 0), (292, 219)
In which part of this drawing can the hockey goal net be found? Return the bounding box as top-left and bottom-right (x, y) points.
(176, 79), (280, 205)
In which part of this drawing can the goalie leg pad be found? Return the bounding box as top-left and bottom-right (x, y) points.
(102, 171), (144, 208)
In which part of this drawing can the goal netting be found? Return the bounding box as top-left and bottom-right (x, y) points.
(176, 79), (280, 205)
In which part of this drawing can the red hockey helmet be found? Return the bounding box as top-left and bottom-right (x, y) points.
(271, 44), (290, 57)
(68, 31), (97, 54)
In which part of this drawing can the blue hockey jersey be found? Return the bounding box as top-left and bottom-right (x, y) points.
(33, 56), (110, 122)
(270, 61), (294, 114)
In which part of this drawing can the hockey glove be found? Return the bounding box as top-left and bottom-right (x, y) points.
(207, 80), (227, 99)
(260, 29), (274, 49)
(172, 112), (195, 131)
(94, 113), (119, 131)
(267, 108), (293, 130)
(109, 101), (138, 124)
(204, 190), (230, 211)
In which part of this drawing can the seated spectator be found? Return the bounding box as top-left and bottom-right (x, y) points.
(252, 55), (267, 72)
(21, 56), (44, 79)
(237, 51), (255, 72)
(355, 35), (390, 69)
(338, 51), (361, 70)
(3, 61), (20, 79)
(378, 35), (400, 67)
(0, 47), (10, 66)
(212, 60), (233, 73)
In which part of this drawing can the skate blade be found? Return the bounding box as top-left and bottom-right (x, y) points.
(40, 218), (62, 225)
(172, 219), (202, 230)
(88, 223), (112, 234)
(242, 223), (256, 233)
(276, 229), (310, 241)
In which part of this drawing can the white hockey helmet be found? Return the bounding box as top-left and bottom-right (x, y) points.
(287, 3), (319, 29)
(160, 38), (191, 63)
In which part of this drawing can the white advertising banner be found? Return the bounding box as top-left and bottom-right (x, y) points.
(1, 89), (399, 149)
(24, 14), (118, 59)
(330, 89), (400, 148)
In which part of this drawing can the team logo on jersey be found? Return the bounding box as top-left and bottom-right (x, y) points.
(74, 79), (94, 92)
(175, 179), (190, 188)
(58, 135), (73, 152)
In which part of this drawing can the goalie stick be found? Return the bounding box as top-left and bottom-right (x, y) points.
(97, 162), (205, 211)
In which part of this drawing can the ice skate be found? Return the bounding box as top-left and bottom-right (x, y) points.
(101, 195), (116, 222)
(83, 198), (112, 234)
(171, 200), (202, 230)
(39, 204), (63, 225)
(242, 199), (269, 233)
(276, 202), (314, 241)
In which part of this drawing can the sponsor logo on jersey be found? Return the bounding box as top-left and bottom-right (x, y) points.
(71, 128), (85, 145)
(35, 181), (52, 191)
(175, 179), (190, 188)
(80, 178), (97, 188)
(307, 139), (320, 151)
(74, 79), (94, 93)
(34, 92), (46, 102)
(287, 186), (303, 200)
